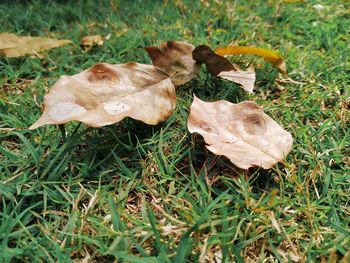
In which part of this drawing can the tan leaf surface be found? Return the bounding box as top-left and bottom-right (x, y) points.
(187, 96), (293, 169)
(145, 41), (201, 86)
(29, 62), (176, 129)
(0, 33), (72, 57)
(192, 45), (256, 92)
(215, 45), (287, 74)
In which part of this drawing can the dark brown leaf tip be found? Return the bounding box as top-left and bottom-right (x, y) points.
(193, 45), (235, 75)
(192, 45), (215, 63)
(88, 63), (119, 83)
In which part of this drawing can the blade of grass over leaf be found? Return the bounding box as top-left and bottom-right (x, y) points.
(215, 46), (287, 74)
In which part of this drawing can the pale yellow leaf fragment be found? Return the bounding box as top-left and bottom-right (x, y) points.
(187, 96), (293, 169)
(0, 33), (71, 57)
(145, 41), (201, 86)
(29, 62), (176, 129)
(215, 45), (287, 74)
(217, 69), (256, 93)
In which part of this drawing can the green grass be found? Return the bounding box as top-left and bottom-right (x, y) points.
(0, 0), (349, 262)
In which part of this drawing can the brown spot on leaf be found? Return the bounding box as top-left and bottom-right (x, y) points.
(241, 101), (261, 111)
(88, 63), (119, 83)
(243, 113), (267, 135)
(123, 61), (138, 68)
(198, 121), (217, 134)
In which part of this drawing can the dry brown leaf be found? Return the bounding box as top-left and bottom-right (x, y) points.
(29, 62), (176, 129)
(80, 35), (104, 51)
(192, 45), (256, 93)
(0, 33), (72, 57)
(145, 41), (201, 86)
(215, 45), (287, 74)
(187, 95), (293, 169)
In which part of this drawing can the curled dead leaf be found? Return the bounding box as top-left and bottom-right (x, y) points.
(0, 33), (72, 58)
(192, 45), (256, 93)
(215, 45), (287, 74)
(187, 95), (293, 169)
(30, 62), (176, 129)
(145, 41), (201, 86)
(80, 35), (104, 51)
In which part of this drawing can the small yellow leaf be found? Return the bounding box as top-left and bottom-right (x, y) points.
(0, 33), (72, 58)
(215, 45), (286, 74)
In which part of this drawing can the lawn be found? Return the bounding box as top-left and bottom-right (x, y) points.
(0, 0), (349, 262)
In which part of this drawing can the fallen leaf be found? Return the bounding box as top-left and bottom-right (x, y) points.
(187, 95), (293, 169)
(0, 33), (72, 58)
(80, 34), (104, 51)
(29, 62), (176, 129)
(217, 68), (256, 93)
(145, 41), (201, 86)
(215, 45), (286, 74)
(192, 45), (256, 93)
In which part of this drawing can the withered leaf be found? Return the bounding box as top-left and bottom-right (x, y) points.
(215, 45), (287, 74)
(145, 41), (201, 86)
(80, 34), (104, 51)
(0, 33), (72, 58)
(29, 62), (176, 129)
(192, 45), (256, 93)
(187, 95), (293, 169)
